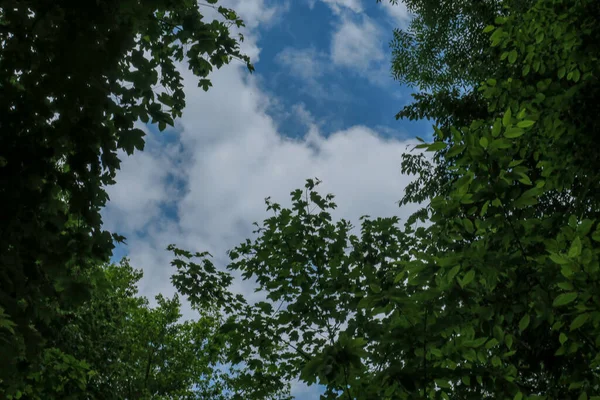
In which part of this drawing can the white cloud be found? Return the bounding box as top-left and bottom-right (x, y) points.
(291, 102), (315, 127)
(274, 46), (356, 102)
(380, 0), (412, 29)
(320, 0), (363, 14)
(106, 54), (420, 306)
(276, 4), (405, 95)
(215, 0), (285, 30)
(330, 15), (385, 72)
(290, 379), (324, 398)
(103, 0), (423, 397)
(274, 16), (390, 92)
(103, 127), (176, 234)
(276, 47), (329, 81)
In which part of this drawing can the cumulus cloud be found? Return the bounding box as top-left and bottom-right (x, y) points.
(102, 0), (423, 397)
(276, 2), (407, 95)
(330, 15), (385, 72)
(104, 128), (176, 234)
(274, 47), (354, 102)
(105, 58), (420, 396)
(218, 0), (287, 30)
(319, 0), (364, 14)
(105, 53), (420, 303)
(276, 47), (329, 81)
(380, 0), (412, 28)
(275, 47), (355, 103)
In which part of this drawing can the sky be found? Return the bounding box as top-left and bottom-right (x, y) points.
(102, 0), (432, 397)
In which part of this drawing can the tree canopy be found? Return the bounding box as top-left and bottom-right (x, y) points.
(1, 258), (290, 399)
(2, 0), (600, 398)
(0, 0), (252, 395)
(171, 0), (600, 398)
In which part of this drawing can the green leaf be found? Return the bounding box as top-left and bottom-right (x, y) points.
(505, 335), (513, 349)
(370, 284), (382, 294)
(394, 271), (406, 284)
(491, 355), (501, 366)
(485, 338), (499, 349)
(561, 265), (575, 279)
(446, 144), (466, 157)
(508, 50), (517, 64)
(514, 392), (523, 400)
(447, 265), (461, 283)
(549, 253), (570, 265)
(568, 237), (582, 258)
(490, 138), (513, 149)
(120, 128), (146, 155)
(577, 219), (594, 235)
(463, 218), (474, 233)
(469, 337), (488, 348)
(570, 313), (589, 331)
(557, 281), (574, 291)
(559, 332), (568, 344)
(517, 120), (535, 128)
(428, 141), (448, 151)
(503, 108), (512, 127)
(504, 127), (525, 138)
(435, 379), (452, 389)
(300, 356), (323, 384)
(553, 292), (578, 307)
(461, 270), (476, 287)
(483, 25), (495, 33)
(518, 314), (530, 332)
(492, 120), (502, 137)
(518, 174), (532, 185)
(536, 32), (544, 43)
(490, 28), (504, 46)
(569, 215), (578, 228)
(514, 194), (538, 209)
(430, 348), (443, 357)
(479, 137), (489, 149)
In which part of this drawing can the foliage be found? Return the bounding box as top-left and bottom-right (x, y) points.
(0, 0), (252, 392)
(169, 246), (294, 400)
(173, 0), (600, 398)
(3, 259), (291, 399)
(388, 0), (530, 92)
(388, 0), (532, 209)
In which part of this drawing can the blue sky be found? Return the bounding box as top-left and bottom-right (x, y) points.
(103, 0), (431, 397)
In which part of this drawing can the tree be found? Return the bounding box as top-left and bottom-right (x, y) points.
(173, 0), (600, 398)
(387, 0), (534, 92)
(387, 0), (532, 212)
(0, 0), (252, 392)
(3, 259), (292, 399)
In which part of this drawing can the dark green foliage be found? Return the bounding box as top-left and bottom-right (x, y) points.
(388, 0), (532, 92)
(168, 248), (294, 400)
(0, 0), (252, 394)
(1, 259), (291, 399)
(3, 0), (600, 397)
